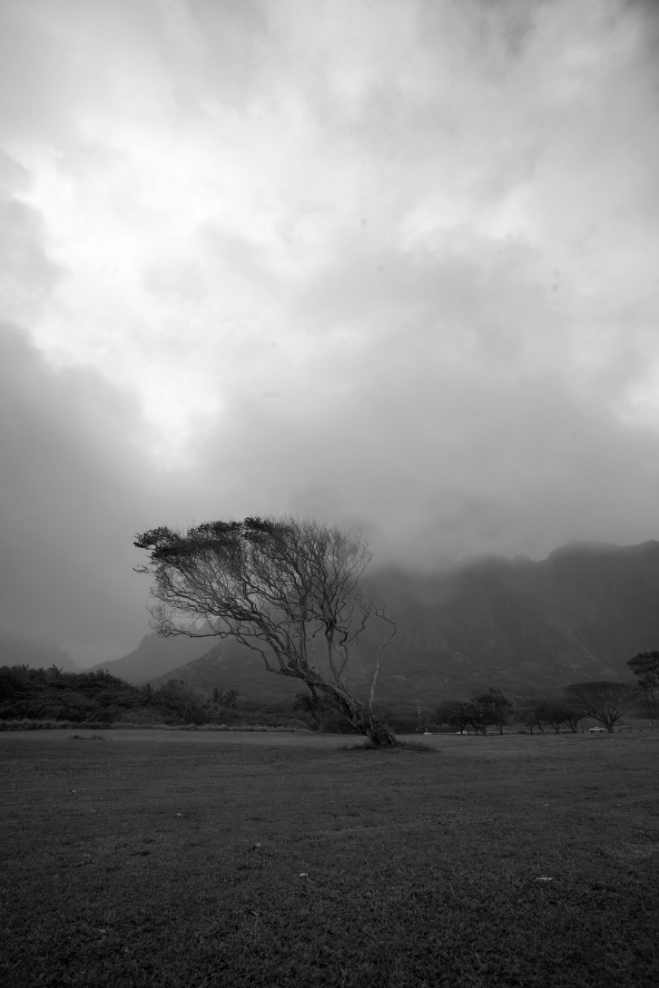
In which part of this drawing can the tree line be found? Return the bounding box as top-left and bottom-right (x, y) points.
(435, 667), (658, 735)
(1, 654), (656, 734)
(0, 666), (249, 726)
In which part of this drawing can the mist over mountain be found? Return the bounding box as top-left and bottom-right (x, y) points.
(363, 539), (658, 712)
(100, 540), (658, 717)
(0, 633), (79, 673)
(88, 633), (214, 684)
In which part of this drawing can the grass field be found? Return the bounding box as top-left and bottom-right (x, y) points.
(1, 731), (658, 988)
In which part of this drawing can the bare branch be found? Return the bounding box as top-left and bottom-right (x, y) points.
(368, 607), (397, 713)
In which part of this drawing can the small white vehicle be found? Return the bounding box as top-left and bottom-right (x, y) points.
(589, 727), (607, 733)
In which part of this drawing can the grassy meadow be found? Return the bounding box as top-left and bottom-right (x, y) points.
(1, 730), (658, 988)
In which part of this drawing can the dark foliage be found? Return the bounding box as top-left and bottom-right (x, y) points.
(564, 681), (636, 733)
(292, 690), (335, 731)
(469, 688), (513, 734)
(435, 690), (513, 734)
(628, 651), (659, 718)
(536, 700), (583, 733)
(435, 699), (473, 732)
(0, 666), (142, 723)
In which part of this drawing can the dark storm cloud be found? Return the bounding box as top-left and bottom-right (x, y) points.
(1, 0), (659, 660)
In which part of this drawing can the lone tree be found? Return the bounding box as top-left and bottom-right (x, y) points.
(564, 681), (636, 733)
(134, 516), (398, 746)
(627, 651), (659, 721)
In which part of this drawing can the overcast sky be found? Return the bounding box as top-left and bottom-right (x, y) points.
(2, 0), (659, 666)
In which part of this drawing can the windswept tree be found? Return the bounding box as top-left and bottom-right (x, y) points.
(134, 516), (398, 746)
(564, 681), (636, 733)
(627, 651), (659, 720)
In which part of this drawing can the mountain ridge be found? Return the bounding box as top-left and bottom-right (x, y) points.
(94, 538), (659, 714)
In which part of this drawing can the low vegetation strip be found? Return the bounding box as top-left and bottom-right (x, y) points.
(1, 733), (658, 987)
(0, 720), (314, 734)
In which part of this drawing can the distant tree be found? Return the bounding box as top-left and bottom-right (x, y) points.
(155, 680), (206, 724)
(463, 700), (490, 735)
(564, 681), (636, 733)
(292, 690), (334, 731)
(627, 651), (659, 720)
(134, 516), (398, 746)
(516, 703), (544, 734)
(559, 704), (583, 733)
(220, 688), (238, 709)
(469, 689), (513, 735)
(140, 683), (156, 706)
(534, 700), (581, 734)
(435, 699), (472, 733)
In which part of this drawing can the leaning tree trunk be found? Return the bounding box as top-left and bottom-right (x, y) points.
(342, 697), (399, 747)
(303, 675), (399, 746)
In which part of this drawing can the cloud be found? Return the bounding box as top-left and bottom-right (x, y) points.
(0, 0), (658, 658)
(0, 322), (174, 664)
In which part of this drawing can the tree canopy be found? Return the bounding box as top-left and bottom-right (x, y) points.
(134, 516), (398, 746)
(627, 651), (659, 719)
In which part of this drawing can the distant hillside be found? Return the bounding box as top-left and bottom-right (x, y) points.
(143, 540), (659, 718)
(149, 641), (302, 708)
(89, 633), (213, 684)
(0, 633), (79, 672)
(364, 539), (659, 713)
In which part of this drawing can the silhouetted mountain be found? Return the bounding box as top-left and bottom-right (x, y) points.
(0, 633), (79, 672)
(140, 540), (659, 718)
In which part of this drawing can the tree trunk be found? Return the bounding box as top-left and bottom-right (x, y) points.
(271, 664), (399, 746)
(310, 677), (399, 746)
(334, 689), (399, 746)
